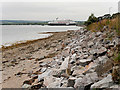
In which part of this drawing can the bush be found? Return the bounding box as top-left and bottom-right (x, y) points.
(84, 13), (98, 26)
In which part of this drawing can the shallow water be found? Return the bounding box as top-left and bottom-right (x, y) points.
(1, 25), (81, 47)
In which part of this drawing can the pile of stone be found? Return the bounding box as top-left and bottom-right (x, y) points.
(22, 28), (120, 89)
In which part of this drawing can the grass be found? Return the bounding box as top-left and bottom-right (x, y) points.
(114, 52), (120, 62)
(87, 16), (119, 34)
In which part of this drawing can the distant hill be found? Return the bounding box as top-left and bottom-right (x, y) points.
(0, 20), (85, 26)
(0, 20), (49, 25)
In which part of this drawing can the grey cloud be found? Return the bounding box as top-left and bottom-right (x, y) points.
(2, 2), (118, 21)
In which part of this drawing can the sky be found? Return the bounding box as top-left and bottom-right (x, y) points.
(0, 0), (119, 21)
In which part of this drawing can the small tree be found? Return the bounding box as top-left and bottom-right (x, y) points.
(84, 13), (98, 26)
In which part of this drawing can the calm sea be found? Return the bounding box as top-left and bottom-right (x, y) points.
(1, 25), (81, 47)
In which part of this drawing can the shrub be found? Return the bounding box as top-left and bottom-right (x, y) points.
(84, 13), (98, 26)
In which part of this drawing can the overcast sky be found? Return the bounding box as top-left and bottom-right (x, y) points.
(1, 0), (119, 21)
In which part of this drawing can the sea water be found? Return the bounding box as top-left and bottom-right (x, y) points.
(0, 25), (81, 47)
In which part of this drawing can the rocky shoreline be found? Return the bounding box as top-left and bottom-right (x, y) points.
(1, 28), (120, 89)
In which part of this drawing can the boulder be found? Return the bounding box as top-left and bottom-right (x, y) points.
(98, 55), (109, 64)
(31, 82), (43, 89)
(97, 47), (107, 56)
(61, 80), (68, 87)
(71, 53), (76, 60)
(72, 62), (94, 76)
(87, 41), (94, 48)
(40, 67), (47, 73)
(70, 59), (75, 64)
(89, 49), (98, 55)
(110, 84), (120, 88)
(74, 72), (98, 88)
(68, 77), (77, 87)
(107, 49), (114, 57)
(44, 76), (61, 87)
(107, 43), (114, 49)
(74, 78), (82, 88)
(83, 54), (89, 59)
(79, 59), (92, 66)
(22, 84), (31, 88)
(38, 69), (53, 81)
(91, 74), (113, 88)
(60, 56), (69, 70)
(44, 76), (62, 88)
(113, 37), (119, 46)
(96, 32), (102, 37)
(72, 67), (85, 76)
(39, 62), (47, 67)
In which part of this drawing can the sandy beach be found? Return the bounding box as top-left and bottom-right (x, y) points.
(1, 30), (76, 88)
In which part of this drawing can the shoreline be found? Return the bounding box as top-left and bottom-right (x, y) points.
(1, 27), (119, 88)
(1, 32), (52, 51)
(1, 25), (82, 51)
(1, 30), (77, 88)
(1, 31), (72, 51)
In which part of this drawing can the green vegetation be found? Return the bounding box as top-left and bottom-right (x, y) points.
(76, 21), (85, 26)
(114, 52), (120, 62)
(85, 13), (120, 34)
(84, 13), (98, 26)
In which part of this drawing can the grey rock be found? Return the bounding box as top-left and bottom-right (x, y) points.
(108, 43), (114, 48)
(40, 67), (47, 73)
(72, 68), (85, 76)
(39, 62), (47, 67)
(70, 59), (75, 64)
(87, 41), (94, 48)
(89, 49), (98, 55)
(98, 47), (107, 55)
(46, 78), (62, 88)
(83, 54), (89, 59)
(74, 78), (82, 88)
(71, 53), (76, 60)
(113, 38), (119, 46)
(98, 55), (109, 64)
(38, 69), (53, 81)
(44, 76), (62, 88)
(110, 84), (120, 88)
(79, 59), (92, 66)
(61, 80), (68, 87)
(36, 56), (45, 61)
(22, 84), (31, 88)
(104, 40), (111, 44)
(11, 59), (16, 63)
(74, 72), (98, 88)
(60, 56), (69, 70)
(68, 77), (77, 87)
(91, 74), (113, 88)
(96, 32), (102, 37)
(51, 43), (57, 47)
